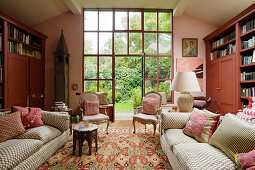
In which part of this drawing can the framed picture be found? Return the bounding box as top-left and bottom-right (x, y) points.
(72, 84), (78, 90)
(182, 38), (198, 57)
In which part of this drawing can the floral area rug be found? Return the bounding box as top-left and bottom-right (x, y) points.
(38, 128), (171, 170)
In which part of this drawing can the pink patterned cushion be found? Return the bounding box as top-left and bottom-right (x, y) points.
(0, 112), (25, 142)
(13, 106), (29, 124)
(235, 150), (255, 169)
(84, 100), (99, 115)
(236, 112), (255, 123)
(243, 108), (255, 116)
(248, 97), (255, 109)
(193, 100), (206, 108)
(141, 97), (159, 115)
(183, 108), (220, 143)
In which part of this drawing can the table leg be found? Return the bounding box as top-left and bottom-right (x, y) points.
(78, 138), (84, 157)
(69, 115), (72, 134)
(95, 130), (98, 152)
(88, 132), (92, 155)
(73, 132), (76, 155)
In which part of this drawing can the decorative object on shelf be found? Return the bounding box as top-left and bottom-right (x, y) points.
(177, 58), (203, 91)
(171, 72), (201, 112)
(54, 30), (69, 105)
(72, 84), (78, 90)
(182, 38), (198, 57)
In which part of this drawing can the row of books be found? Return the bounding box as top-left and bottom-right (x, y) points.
(54, 102), (68, 111)
(241, 87), (255, 97)
(241, 50), (255, 65)
(8, 24), (31, 44)
(211, 31), (235, 49)
(241, 71), (255, 81)
(210, 44), (235, 60)
(242, 18), (255, 34)
(242, 36), (255, 49)
(8, 41), (42, 59)
(0, 36), (2, 51)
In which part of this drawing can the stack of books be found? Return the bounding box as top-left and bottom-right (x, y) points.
(54, 102), (68, 111)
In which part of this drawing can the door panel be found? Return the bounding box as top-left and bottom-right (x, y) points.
(30, 59), (44, 109)
(209, 60), (218, 113)
(7, 53), (28, 108)
(218, 55), (236, 115)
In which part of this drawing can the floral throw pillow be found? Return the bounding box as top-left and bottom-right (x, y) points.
(84, 100), (99, 115)
(235, 150), (255, 169)
(183, 108), (220, 143)
(141, 97), (159, 115)
(0, 112), (25, 142)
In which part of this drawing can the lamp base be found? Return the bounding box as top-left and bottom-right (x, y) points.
(177, 92), (194, 112)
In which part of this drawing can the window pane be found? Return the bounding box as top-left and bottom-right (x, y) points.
(99, 80), (112, 103)
(115, 11), (128, 30)
(84, 57), (97, 79)
(99, 32), (112, 54)
(84, 80), (97, 92)
(99, 57), (112, 79)
(145, 57), (157, 79)
(129, 11), (141, 30)
(84, 10), (98, 31)
(159, 33), (171, 55)
(114, 33), (127, 54)
(144, 11), (157, 31)
(144, 33), (157, 54)
(129, 33), (142, 54)
(145, 80), (157, 94)
(84, 33), (97, 54)
(158, 11), (171, 31)
(159, 57), (171, 79)
(99, 11), (113, 31)
(159, 80), (171, 102)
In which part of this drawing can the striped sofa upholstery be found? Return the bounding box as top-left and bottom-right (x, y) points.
(0, 111), (69, 170)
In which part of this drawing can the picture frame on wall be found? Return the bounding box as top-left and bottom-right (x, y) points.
(182, 38), (198, 57)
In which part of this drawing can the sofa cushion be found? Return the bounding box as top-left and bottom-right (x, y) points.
(183, 108), (220, 143)
(164, 129), (198, 149)
(235, 149), (255, 169)
(0, 139), (43, 170)
(209, 114), (255, 162)
(16, 125), (62, 144)
(173, 143), (238, 169)
(0, 112), (25, 142)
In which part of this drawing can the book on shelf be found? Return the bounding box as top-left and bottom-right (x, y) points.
(242, 36), (255, 49)
(242, 18), (255, 34)
(211, 30), (235, 49)
(8, 24), (31, 44)
(210, 44), (235, 60)
(241, 87), (255, 97)
(241, 71), (255, 81)
(54, 102), (68, 111)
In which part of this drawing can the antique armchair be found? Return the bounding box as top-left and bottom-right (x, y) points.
(79, 92), (109, 134)
(133, 91), (162, 136)
(193, 96), (211, 110)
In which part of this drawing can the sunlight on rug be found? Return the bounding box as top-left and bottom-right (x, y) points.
(38, 128), (171, 170)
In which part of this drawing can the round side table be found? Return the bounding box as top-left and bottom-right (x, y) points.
(73, 124), (98, 157)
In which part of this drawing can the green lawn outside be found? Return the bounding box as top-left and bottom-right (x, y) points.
(115, 103), (133, 113)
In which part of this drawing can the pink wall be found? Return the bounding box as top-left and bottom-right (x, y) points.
(33, 12), (216, 110)
(33, 12), (83, 112)
(173, 14), (216, 103)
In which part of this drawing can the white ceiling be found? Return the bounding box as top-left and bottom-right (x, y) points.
(0, 0), (254, 27)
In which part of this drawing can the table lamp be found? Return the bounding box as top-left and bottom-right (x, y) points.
(171, 72), (201, 112)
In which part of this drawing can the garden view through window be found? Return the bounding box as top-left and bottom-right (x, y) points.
(84, 9), (173, 119)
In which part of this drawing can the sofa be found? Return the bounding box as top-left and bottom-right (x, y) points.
(160, 111), (243, 170)
(0, 110), (69, 170)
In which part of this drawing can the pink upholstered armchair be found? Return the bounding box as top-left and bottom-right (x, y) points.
(133, 91), (162, 136)
(79, 92), (109, 134)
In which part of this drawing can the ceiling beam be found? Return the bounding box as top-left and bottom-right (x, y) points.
(62, 0), (82, 14)
(173, 0), (191, 16)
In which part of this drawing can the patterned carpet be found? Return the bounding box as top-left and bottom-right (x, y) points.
(38, 127), (171, 170)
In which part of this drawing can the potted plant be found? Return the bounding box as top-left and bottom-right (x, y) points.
(132, 88), (142, 114)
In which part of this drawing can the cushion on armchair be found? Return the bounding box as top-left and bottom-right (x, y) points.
(96, 92), (108, 105)
(141, 97), (159, 115)
(84, 100), (99, 115)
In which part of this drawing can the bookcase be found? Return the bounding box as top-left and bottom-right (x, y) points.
(204, 3), (255, 115)
(0, 11), (47, 109)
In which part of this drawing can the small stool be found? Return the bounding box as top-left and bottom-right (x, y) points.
(73, 124), (98, 157)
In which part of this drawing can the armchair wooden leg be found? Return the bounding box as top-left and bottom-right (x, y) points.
(133, 119), (136, 134)
(106, 120), (109, 134)
(145, 124), (146, 129)
(153, 123), (156, 136)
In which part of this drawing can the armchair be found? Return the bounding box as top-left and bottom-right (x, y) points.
(133, 91), (162, 136)
(78, 92), (109, 134)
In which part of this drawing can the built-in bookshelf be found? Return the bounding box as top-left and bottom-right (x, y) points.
(0, 10), (47, 109)
(204, 3), (255, 114)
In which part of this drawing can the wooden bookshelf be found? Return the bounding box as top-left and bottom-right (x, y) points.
(0, 10), (47, 109)
(204, 3), (255, 114)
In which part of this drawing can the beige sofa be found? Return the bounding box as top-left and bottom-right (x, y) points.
(0, 111), (69, 170)
(160, 112), (238, 170)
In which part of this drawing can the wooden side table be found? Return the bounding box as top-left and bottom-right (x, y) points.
(73, 124), (98, 157)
